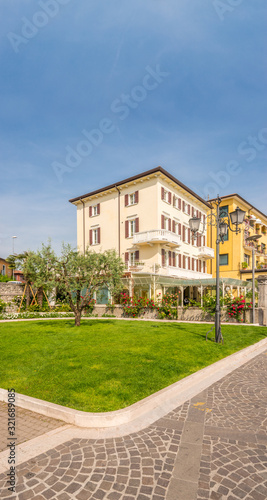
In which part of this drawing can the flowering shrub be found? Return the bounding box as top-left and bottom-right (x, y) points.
(225, 295), (252, 322)
(121, 294), (156, 318)
(121, 292), (178, 319)
(82, 297), (96, 314)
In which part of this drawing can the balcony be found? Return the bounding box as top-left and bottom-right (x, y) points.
(197, 246), (214, 259)
(125, 262), (145, 273)
(133, 230), (181, 248)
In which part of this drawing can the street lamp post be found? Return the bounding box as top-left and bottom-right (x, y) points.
(246, 234), (262, 324)
(189, 195), (245, 343)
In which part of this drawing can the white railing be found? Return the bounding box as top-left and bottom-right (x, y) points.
(133, 230), (181, 247)
(197, 246), (214, 259)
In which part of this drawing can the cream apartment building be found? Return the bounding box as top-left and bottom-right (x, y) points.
(69, 167), (214, 301)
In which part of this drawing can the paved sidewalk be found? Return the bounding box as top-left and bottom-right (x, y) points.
(0, 403), (64, 453)
(0, 351), (266, 500)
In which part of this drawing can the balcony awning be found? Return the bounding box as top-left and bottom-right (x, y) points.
(122, 273), (252, 289)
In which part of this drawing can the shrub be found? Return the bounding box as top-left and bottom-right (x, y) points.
(225, 295), (252, 322)
(0, 298), (6, 313)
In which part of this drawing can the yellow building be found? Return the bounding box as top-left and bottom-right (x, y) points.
(69, 167), (215, 301)
(207, 194), (267, 285)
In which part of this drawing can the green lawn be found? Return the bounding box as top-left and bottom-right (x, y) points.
(0, 319), (266, 412)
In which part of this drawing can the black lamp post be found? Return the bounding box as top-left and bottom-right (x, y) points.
(189, 196), (245, 343)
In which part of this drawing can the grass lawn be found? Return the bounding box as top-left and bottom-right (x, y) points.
(0, 319), (266, 412)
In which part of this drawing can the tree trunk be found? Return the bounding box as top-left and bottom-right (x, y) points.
(74, 310), (81, 326)
(26, 284), (31, 308)
(37, 287), (43, 307)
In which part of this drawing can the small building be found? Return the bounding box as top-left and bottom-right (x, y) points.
(70, 166), (216, 302)
(0, 258), (13, 279)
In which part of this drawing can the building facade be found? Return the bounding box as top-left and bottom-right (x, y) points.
(0, 258), (13, 279)
(70, 167), (215, 301)
(207, 194), (267, 283)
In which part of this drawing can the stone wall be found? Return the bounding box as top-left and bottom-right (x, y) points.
(0, 282), (24, 312)
(88, 305), (259, 324)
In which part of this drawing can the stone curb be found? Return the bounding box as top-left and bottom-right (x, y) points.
(0, 338), (266, 430)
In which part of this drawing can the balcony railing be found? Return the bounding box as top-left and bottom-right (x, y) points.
(125, 262), (145, 272)
(197, 246), (215, 259)
(133, 230), (181, 247)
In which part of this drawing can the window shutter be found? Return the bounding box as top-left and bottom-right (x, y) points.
(188, 204), (190, 215)
(203, 261), (206, 273)
(172, 220), (175, 233)
(162, 249), (165, 266)
(168, 218), (171, 232)
(89, 206), (92, 217)
(135, 218), (139, 233)
(192, 206), (194, 217)
(89, 230), (93, 245)
(125, 252), (129, 263)
(125, 220), (129, 238)
(197, 233), (200, 247)
(192, 258), (194, 271)
(183, 255), (186, 269)
(183, 200), (185, 212)
(168, 191), (172, 204)
(97, 203), (100, 215)
(172, 252), (176, 267)
(198, 259), (201, 272)
(203, 235), (206, 246)
(169, 251), (172, 266)
(135, 191), (139, 203)
(135, 250), (139, 261)
(178, 198), (181, 210)
(97, 227), (101, 244)
(188, 257), (190, 270)
(182, 225), (186, 242)
(188, 228), (191, 244)
(161, 215), (165, 230)
(179, 223), (181, 236)
(203, 214), (206, 224)
(161, 187), (165, 200)
(196, 259), (199, 272)
(125, 194), (129, 207)
(179, 254), (182, 268)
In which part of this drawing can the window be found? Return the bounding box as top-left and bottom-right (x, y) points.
(92, 229), (99, 245)
(125, 218), (139, 238)
(90, 228), (100, 245)
(244, 254), (250, 265)
(161, 215), (171, 231)
(219, 205), (228, 218)
(219, 254), (228, 266)
(2, 265), (6, 276)
(173, 196), (181, 210)
(125, 191), (139, 206)
(129, 220), (136, 237)
(161, 187), (172, 204)
(89, 204), (100, 217)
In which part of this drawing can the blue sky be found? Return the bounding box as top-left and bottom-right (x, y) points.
(0, 1), (266, 258)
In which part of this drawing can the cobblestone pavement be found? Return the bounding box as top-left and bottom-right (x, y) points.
(0, 352), (266, 500)
(0, 403), (65, 453)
